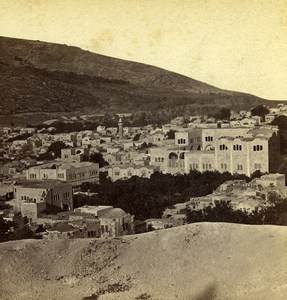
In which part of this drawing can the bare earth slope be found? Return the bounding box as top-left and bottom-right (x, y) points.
(0, 222), (287, 300)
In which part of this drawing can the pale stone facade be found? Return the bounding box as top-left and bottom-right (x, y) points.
(26, 161), (99, 186)
(108, 164), (156, 181)
(149, 125), (281, 177)
(75, 205), (134, 237)
(13, 180), (73, 222)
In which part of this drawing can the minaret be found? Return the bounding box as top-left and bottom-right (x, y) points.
(118, 116), (123, 139)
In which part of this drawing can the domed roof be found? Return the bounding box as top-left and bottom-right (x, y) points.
(102, 208), (127, 219)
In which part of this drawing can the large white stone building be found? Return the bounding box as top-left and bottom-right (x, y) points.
(149, 125), (282, 177)
(26, 161), (99, 186)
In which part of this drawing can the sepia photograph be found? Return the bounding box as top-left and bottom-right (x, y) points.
(0, 0), (287, 299)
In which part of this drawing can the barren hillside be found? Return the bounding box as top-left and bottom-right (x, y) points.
(0, 222), (286, 300)
(0, 36), (277, 124)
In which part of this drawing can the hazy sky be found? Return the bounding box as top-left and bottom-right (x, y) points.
(0, 0), (286, 100)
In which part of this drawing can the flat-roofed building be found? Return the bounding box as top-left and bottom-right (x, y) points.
(13, 180), (73, 222)
(74, 205), (134, 237)
(150, 125), (282, 177)
(26, 161), (99, 186)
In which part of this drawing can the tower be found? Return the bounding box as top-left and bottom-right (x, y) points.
(118, 116), (123, 139)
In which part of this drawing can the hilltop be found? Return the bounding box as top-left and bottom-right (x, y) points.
(0, 36), (279, 124)
(0, 222), (286, 299)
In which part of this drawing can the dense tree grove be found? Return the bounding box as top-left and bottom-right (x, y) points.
(38, 141), (68, 160)
(0, 218), (14, 242)
(271, 115), (287, 154)
(6, 133), (32, 142)
(251, 104), (269, 119)
(89, 152), (109, 168)
(75, 171), (250, 220)
(186, 192), (287, 226)
(211, 107), (231, 120)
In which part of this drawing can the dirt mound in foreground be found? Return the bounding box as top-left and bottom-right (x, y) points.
(0, 222), (287, 300)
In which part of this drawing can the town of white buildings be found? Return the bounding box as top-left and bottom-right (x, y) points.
(0, 103), (287, 238)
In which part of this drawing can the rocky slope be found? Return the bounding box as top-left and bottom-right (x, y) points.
(0, 36), (276, 121)
(0, 222), (286, 300)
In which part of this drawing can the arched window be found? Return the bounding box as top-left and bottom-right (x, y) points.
(169, 152), (178, 160)
(179, 153), (185, 159)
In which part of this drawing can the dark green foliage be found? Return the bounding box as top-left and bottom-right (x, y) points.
(137, 142), (156, 150)
(251, 105), (269, 118)
(186, 201), (253, 224)
(6, 133), (32, 142)
(38, 141), (68, 160)
(74, 170), (248, 220)
(257, 192), (287, 225)
(89, 152), (109, 168)
(133, 133), (141, 141)
(211, 107), (231, 120)
(0, 217), (14, 242)
(166, 130), (176, 139)
(271, 115), (287, 130)
(186, 192), (287, 226)
(271, 116), (287, 154)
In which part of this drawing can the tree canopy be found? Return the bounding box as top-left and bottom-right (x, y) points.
(251, 105), (269, 118)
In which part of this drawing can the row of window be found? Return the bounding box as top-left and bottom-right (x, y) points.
(155, 157), (164, 163)
(202, 163), (212, 170)
(190, 163), (262, 171)
(87, 231), (99, 238)
(219, 145), (228, 150)
(234, 144), (242, 151)
(191, 163), (213, 170)
(68, 172), (95, 180)
(53, 194), (60, 201)
(101, 225), (109, 233)
(177, 138), (186, 144)
(253, 145), (263, 151)
(205, 136), (213, 142)
(63, 191), (70, 199)
(21, 196), (37, 202)
(29, 173), (37, 179)
(218, 144), (264, 151)
(190, 163), (198, 170)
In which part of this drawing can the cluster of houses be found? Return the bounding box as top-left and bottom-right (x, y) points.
(0, 103), (286, 238)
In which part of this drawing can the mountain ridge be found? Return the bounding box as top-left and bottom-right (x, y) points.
(0, 36), (283, 124)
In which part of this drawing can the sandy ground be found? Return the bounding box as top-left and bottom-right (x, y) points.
(0, 222), (287, 300)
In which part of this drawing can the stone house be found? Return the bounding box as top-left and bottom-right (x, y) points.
(26, 161), (99, 187)
(13, 180), (73, 222)
(74, 205), (134, 237)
